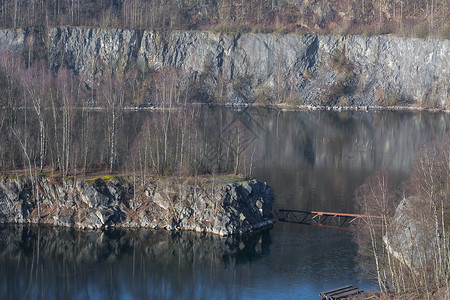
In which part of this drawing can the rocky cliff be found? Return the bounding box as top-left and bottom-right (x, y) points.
(0, 176), (274, 236)
(384, 196), (442, 270)
(1, 27), (449, 106)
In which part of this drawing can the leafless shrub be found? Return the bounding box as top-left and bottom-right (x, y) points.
(355, 136), (450, 297)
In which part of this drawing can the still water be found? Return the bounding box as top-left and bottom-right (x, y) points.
(1, 109), (449, 299)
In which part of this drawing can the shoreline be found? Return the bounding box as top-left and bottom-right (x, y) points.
(5, 102), (448, 113)
(228, 102), (450, 113)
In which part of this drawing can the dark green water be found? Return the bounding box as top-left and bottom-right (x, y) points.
(1, 109), (449, 299)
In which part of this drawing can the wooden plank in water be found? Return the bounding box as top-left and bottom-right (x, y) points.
(320, 285), (353, 295)
(311, 211), (385, 219)
(279, 209), (385, 219)
(328, 288), (364, 299)
(320, 285), (364, 299)
(324, 286), (358, 298)
(320, 285), (353, 299)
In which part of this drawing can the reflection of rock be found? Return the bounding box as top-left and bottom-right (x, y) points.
(384, 196), (437, 270)
(0, 225), (272, 266)
(0, 176), (274, 236)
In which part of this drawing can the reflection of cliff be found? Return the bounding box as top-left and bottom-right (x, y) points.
(0, 225), (271, 265)
(252, 109), (450, 212)
(255, 110), (450, 173)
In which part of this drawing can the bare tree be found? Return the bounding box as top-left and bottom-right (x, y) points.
(409, 138), (450, 290)
(355, 170), (396, 295)
(56, 68), (76, 177)
(356, 136), (450, 296)
(100, 71), (125, 173)
(20, 61), (53, 172)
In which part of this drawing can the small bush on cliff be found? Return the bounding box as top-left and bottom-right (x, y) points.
(285, 93), (303, 108)
(442, 27), (450, 39)
(330, 48), (354, 77)
(323, 74), (357, 105)
(232, 75), (252, 101)
(323, 48), (358, 106)
(415, 25), (429, 39)
(302, 69), (313, 81)
(338, 96), (351, 107)
(374, 88), (408, 107)
(253, 85), (272, 105)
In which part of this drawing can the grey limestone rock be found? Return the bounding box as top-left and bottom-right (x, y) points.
(0, 29), (24, 53)
(135, 31), (449, 106)
(2, 27), (446, 106)
(48, 27), (141, 83)
(384, 196), (439, 270)
(0, 176), (274, 236)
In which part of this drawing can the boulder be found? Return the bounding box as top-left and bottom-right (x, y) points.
(384, 196), (437, 270)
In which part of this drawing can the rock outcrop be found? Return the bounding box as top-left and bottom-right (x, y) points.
(0, 176), (274, 236)
(0, 29), (24, 52)
(1, 27), (448, 106)
(383, 196), (438, 270)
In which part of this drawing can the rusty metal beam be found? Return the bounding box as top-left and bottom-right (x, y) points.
(277, 209), (386, 228)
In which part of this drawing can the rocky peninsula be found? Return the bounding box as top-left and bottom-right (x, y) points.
(0, 175), (274, 236)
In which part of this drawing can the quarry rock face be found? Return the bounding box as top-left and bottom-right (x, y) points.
(1, 27), (447, 106)
(40, 28), (450, 106)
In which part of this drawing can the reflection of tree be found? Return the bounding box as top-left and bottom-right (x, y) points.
(0, 225), (272, 299)
(99, 71), (125, 173)
(0, 225), (272, 265)
(1, 105), (449, 215)
(125, 107), (265, 177)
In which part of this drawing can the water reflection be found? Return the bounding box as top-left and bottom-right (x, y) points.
(0, 225), (272, 299)
(254, 110), (450, 212)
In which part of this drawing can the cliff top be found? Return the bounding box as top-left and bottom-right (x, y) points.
(0, 0), (448, 39)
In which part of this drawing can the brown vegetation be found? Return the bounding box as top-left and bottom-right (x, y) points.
(0, 1), (448, 38)
(322, 48), (357, 106)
